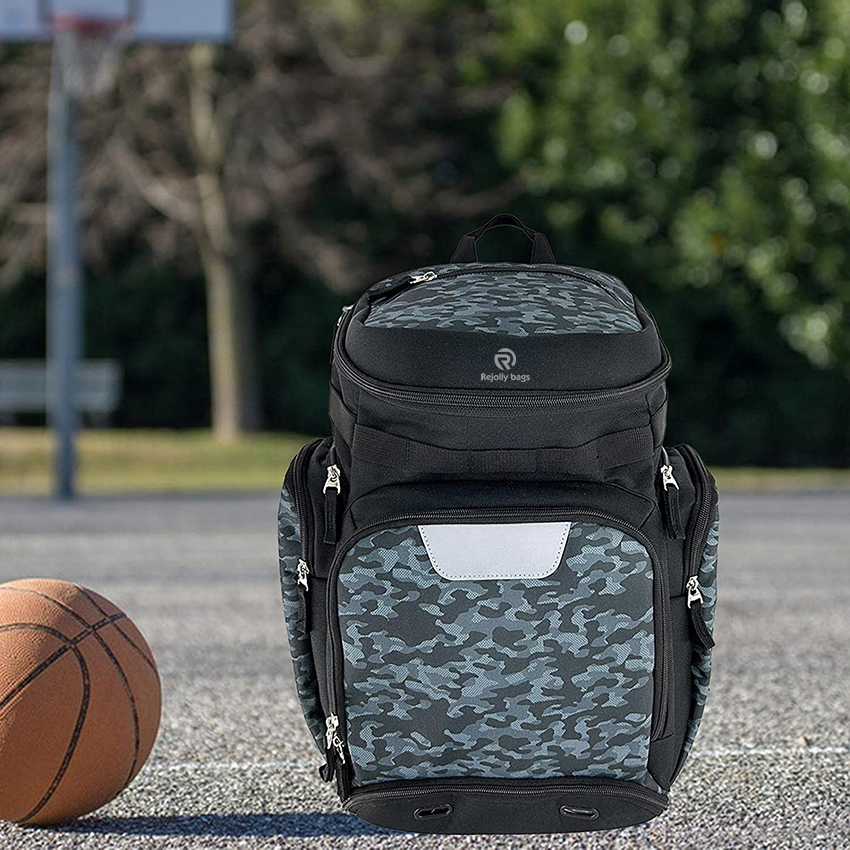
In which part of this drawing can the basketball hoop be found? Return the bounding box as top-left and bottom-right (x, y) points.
(44, 1), (138, 99)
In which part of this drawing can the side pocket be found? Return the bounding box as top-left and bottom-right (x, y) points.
(278, 442), (326, 753)
(673, 506), (719, 780)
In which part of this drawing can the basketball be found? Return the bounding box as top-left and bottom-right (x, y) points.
(0, 578), (160, 826)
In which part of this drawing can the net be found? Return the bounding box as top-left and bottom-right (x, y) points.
(49, 13), (134, 99)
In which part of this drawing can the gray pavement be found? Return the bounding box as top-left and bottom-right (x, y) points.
(0, 489), (848, 849)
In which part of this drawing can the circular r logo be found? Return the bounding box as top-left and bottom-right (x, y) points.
(494, 348), (516, 371)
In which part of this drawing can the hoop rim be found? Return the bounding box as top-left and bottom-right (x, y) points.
(47, 12), (135, 37)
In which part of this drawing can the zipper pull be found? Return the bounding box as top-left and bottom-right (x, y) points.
(687, 576), (715, 649)
(367, 269), (437, 303)
(296, 558), (310, 590)
(323, 461), (342, 544)
(336, 305), (353, 328)
(331, 305), (353, 364)
(295, 559), (310, 631)
(659, 449), (685, 539)
(320, 714), (338, 782)
(320, 714), (346, 782)
(686, 575), (703, 607)
(661, 463), (678, 491)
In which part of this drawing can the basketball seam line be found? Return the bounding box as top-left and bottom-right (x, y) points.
(5, 615), (123, 824)
(73, 585), (159, 678)
(0, 586), (146, 792)
(0, 620), (122, 825)
(0, 615), (124, 711)
(17, 640), (90, 825)
(0, 586), (157, 676)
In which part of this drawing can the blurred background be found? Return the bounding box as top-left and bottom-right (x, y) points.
(1, 0), (849, 494)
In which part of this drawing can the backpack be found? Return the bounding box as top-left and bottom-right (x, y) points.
(277, 214), (719, 835)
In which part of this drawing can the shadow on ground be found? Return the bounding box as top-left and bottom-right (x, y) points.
(51, 812), (398, 838)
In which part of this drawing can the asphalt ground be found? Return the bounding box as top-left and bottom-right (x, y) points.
(0, 489), (847, 849)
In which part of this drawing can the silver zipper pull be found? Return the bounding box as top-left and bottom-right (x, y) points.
(659, 447), (679, 491)
(323, 464), (342, 494)
(686, 576), (704, 608)
(660, 464), (678, 490)
(325, 714), (346, 763)
(296, 559), (310, 591)
(332, 732), (346, 764)
(336, 305), (352, 327)
(325, 714), (338, 751)
(409, 270), (437, 284)
(659, 448), (679, 491)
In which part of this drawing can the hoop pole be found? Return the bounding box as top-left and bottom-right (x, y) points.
(47, 54), (82, 500)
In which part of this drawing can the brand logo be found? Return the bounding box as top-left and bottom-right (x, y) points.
(482, 348), (530, 383)
(494, 348), (516, 370)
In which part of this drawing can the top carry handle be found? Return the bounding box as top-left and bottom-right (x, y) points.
(450, 213), (556, 265)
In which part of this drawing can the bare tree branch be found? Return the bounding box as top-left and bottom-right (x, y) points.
(107, 136), (198, 227)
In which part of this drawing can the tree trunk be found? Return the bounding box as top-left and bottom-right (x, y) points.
(189, 44), (262, 441)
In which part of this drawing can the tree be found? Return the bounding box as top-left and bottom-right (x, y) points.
(478, 0), (850, 463)
(1, 0), (512, 439)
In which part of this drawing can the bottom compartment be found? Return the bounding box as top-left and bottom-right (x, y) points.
(345, 776), (667, 834)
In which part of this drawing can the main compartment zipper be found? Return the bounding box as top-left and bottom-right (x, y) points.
(369, 264), (634, 308)
(334, 266), (671, 411)
(323, 507), (672, 793)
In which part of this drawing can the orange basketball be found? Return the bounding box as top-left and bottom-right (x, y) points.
(0, 578), (161, 825)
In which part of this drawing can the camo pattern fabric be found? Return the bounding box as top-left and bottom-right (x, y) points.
(677, 510), (719, 771)
(278, 482), (326, 753)
(364, 263), (642, 336)
(336, 521), (656, 785)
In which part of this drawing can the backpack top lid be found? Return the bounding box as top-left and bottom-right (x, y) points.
(364, 263), (642, 336)
(341, 215), (669, 393)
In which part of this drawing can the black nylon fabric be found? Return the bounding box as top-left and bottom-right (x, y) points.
(345, 300), (665, 391)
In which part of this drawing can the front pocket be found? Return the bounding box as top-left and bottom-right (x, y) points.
(324, 509), (670, 794)
(278, 438), (327, 752)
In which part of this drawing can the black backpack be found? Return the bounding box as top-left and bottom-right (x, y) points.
(278, 214), (718, 835)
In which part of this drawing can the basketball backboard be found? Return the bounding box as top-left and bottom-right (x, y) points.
(0, 0), (232, 42)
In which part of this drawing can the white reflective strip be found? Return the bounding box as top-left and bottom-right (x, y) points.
(418, 522), (571, 580)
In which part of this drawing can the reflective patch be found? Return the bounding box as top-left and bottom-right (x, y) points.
(418, 521), (571, 580)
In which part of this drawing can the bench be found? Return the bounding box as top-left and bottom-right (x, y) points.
(0, 360), (122, 426)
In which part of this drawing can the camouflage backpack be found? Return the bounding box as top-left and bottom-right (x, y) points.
(277, 214), (718, 835)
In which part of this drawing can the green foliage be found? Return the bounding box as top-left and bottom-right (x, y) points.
(480, 0), (850, 463)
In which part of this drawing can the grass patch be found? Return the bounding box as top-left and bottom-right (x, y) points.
(1, 428), (848, 494)
(0, 428), (310, 494)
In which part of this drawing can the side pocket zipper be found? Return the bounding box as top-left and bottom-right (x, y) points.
(659, 447), (684, 539)
(296, 559), (311, 631)
(288, 439), (322, 632)
(686, 576), (714, 649)
(679, 445), (717, 650)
